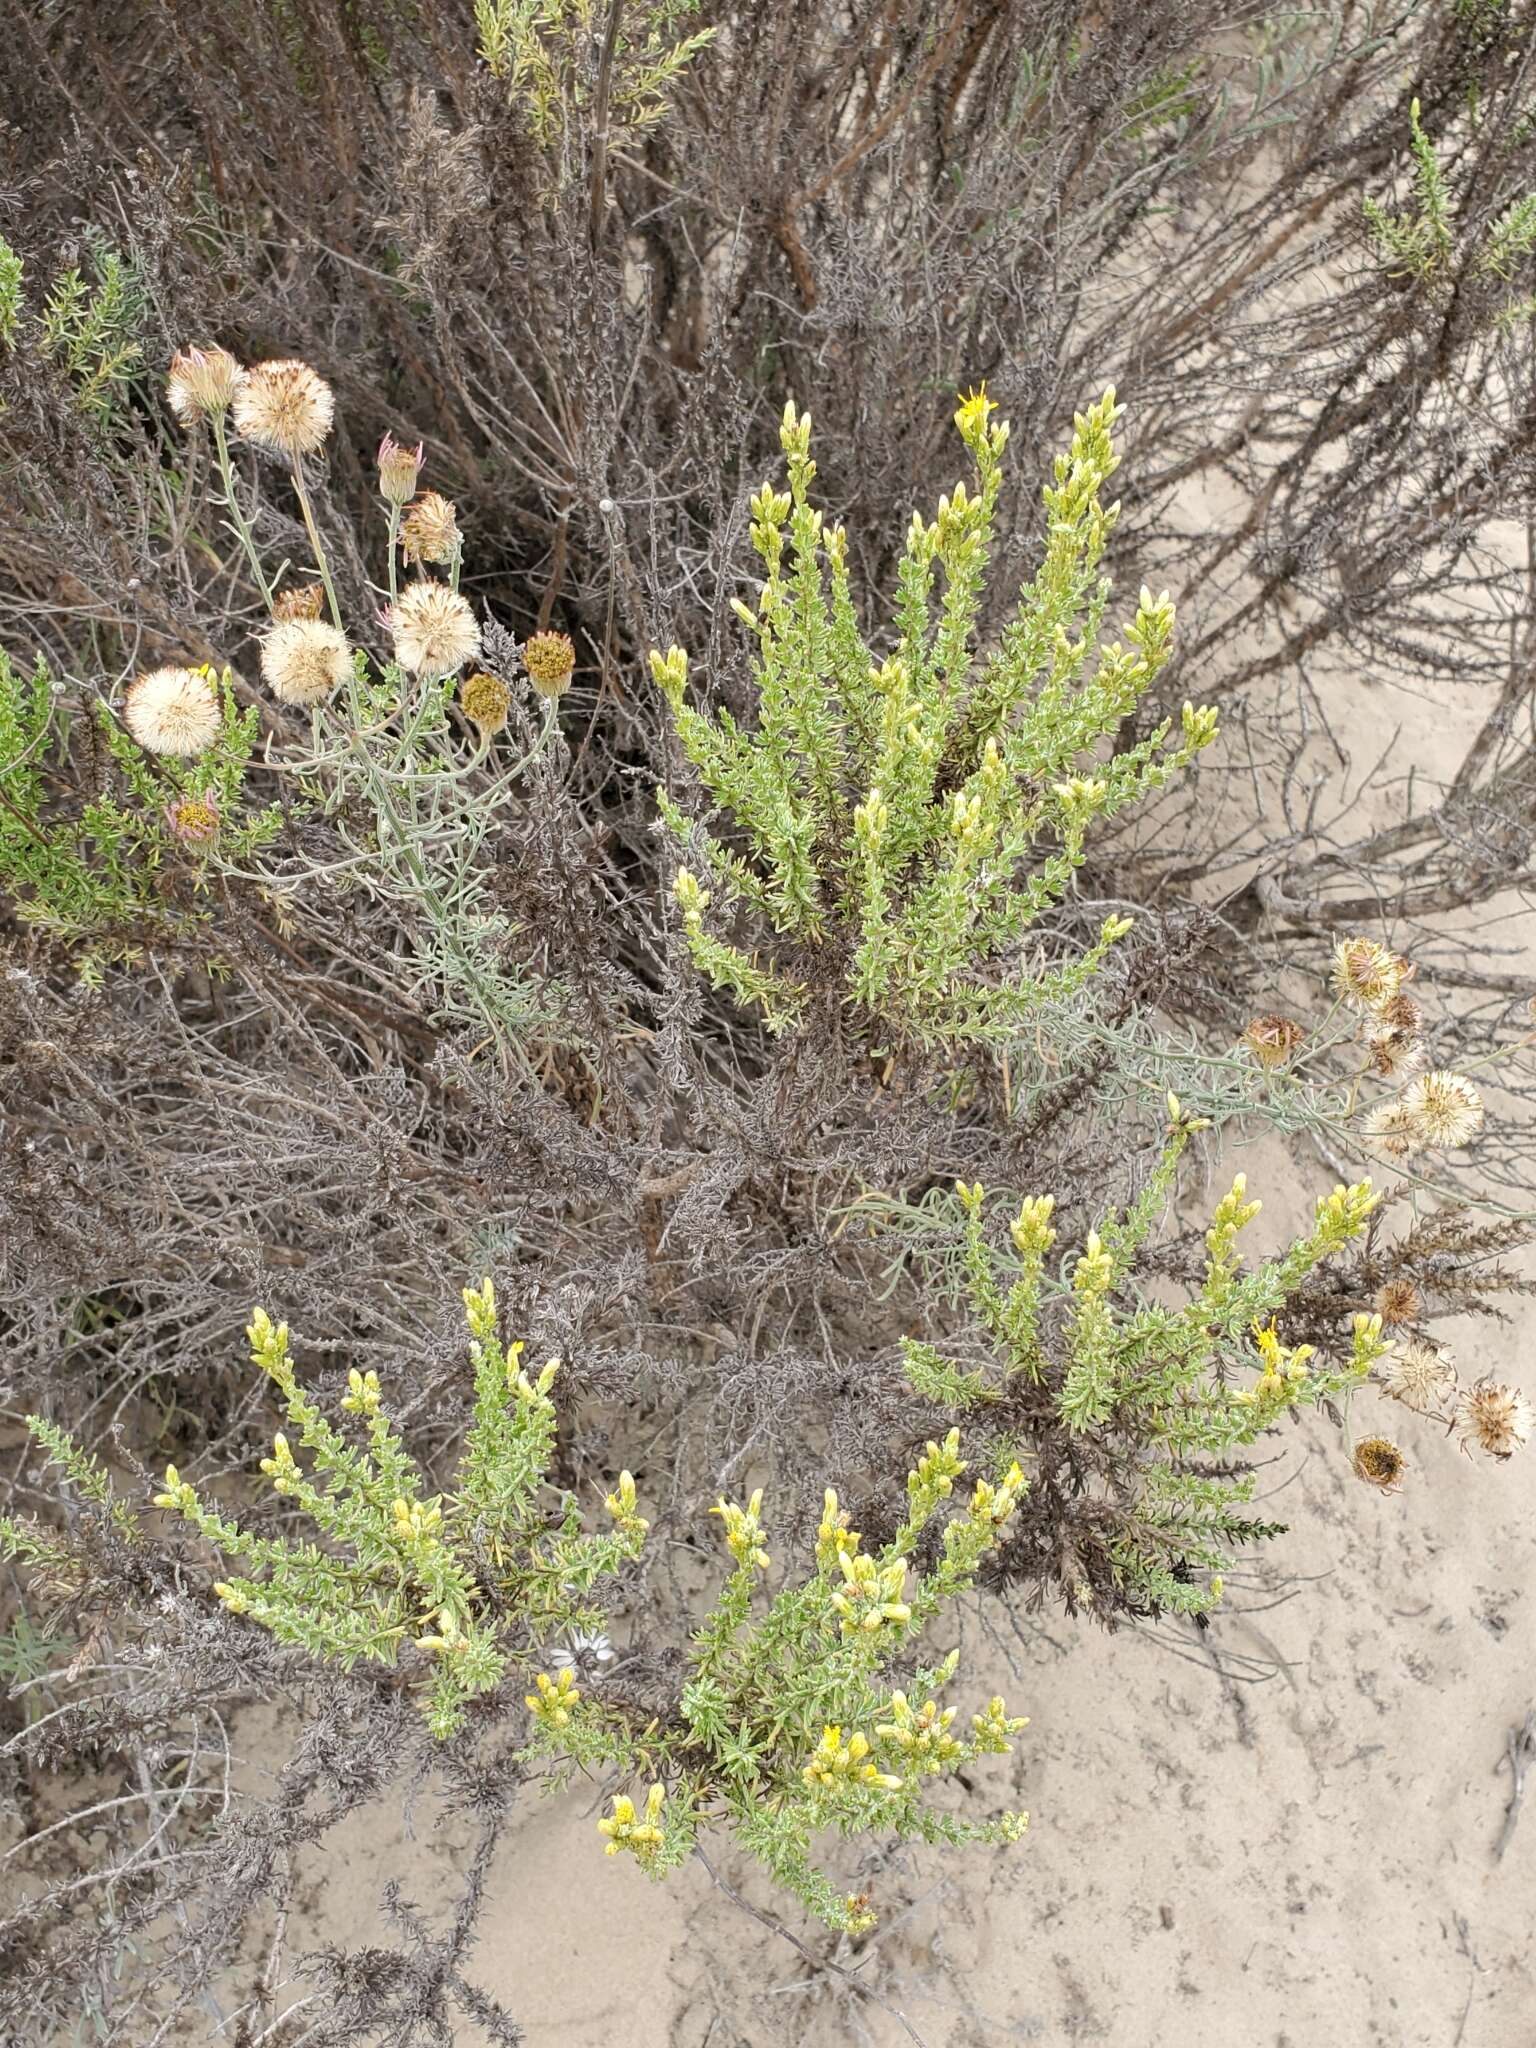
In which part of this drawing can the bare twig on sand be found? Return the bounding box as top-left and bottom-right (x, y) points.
(1493, 1705), (1536, 1863)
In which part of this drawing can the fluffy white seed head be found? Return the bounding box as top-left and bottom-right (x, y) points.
(122, 667), (222, 757)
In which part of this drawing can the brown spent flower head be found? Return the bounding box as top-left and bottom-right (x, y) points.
(1399, 1070), (1484, 1150)
(123, 667), (222, 757)
(1378, 991), (1423, 1034)
(377, 433), (424, 507)
(1243, 1014), (1304, 1069)
(1374, 1277), (1423, 1327)
(1362, 1097), (1423, 1159)
(272, 582), (326, 623)
(1378, 1338), (1456, 1416)
(260, 619), (351, 706)
(232, 359), (335, 457)
(389, 582), (480, 677)
(1352, 1436), (1408, 1494)
(399, 491), (462, 566)
(523, 629), (577, 699)
(460, 671), (512, 734)
(1367, 1028), (1426, 1082)
(1454, 1379), (1533, 1461)
(167, 346), (244, 423)
(1331, 937), (1404, 1015)
(165, 794), (221, 847)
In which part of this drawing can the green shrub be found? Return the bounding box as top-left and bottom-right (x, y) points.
(654, 387), (1218, 1042)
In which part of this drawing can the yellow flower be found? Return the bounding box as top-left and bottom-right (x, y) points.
(710, 1488), (770, 1570)
(597, 1782), (667, 1861)
(523, 630), (577, 699)
(459, 670), (512, 735)
(526, 1667), (581, 1728)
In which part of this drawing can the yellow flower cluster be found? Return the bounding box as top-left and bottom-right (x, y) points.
(710, 1487), (770, 1571)
(597, 1783), (667, 1863)
(802, 1725), (902, 1794)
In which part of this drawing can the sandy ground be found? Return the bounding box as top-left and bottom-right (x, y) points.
(264, 653), (1536, 2046)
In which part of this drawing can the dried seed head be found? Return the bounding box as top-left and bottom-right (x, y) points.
(377, 432), (424, 507)
(459, 670), (512, 734)
(232, 358), (335, 456)
(123, 667), (222, 757)
(399, 490), (462, 566)
(1398, 1070), (1483, 1150)
(1377, 1338), (1456, 1416)
(1243, 1014), (1304, 1069)
(1454, 1379), (1533, 1461)
(389, 581), (480, 677)
(1352, 1436), (1407, 1493)
(1374, 1277), (1423, 1327)
(1378, 991), (1423, 1034)
(167, 346), (245, 422)
(523, 630), (577, 699)
(1367, 1028), (1426, 1081)
(164, 794), (222, 846)
(272, 582), (327, 623)
(1331, 937), (1404, 1014)
(260, 618), (351, 705)
(1362, 1097), (1424, 1158)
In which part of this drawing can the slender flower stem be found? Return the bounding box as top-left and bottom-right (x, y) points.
(386, 503), (401, 605)
(289, 459), (344, 633)
(211, 418), (274, 612)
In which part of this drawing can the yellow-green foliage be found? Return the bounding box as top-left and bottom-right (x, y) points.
(476, 0), (714, 148)
(149, 1282), (643, 1739)
(1364, 98), (1536, 326)
(654, 388), (1218, 1042)
(525, 1435), (1030, 1934)
(890, 1106), (1386, 1615)
(34, 1280), (1034, 1931)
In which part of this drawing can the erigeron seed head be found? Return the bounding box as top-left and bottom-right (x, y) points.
(1367, 1028), (1426, 1081)
(164, 794), (221, 847)
(1378, 991), (1423, 1034)
(1377, 1338), (1456, 1416)
(1374, 1277), (1423, 1327)
(123, 667), (222, 757)
(1398, 1070), (1483, 1150)
(232, 358), (335, 456)
(399, 490), (461, 566)
(272, 582), (326, 623)
(1331, 937), (1404, 1014)
(523, 629), (577, 699)
(377, 432), (424, 506)
(1363, 1097), (1424, 1159)
(167, 345), (245, 423)
(260, 618), (351, 705)
(1351, 1436), (1408, 1494)
(389, 581), (481, 677)
(1243, 1014), (1304, 1069)
(1454, 1378), (1533, 1461)
(459, 670), (512, 734)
